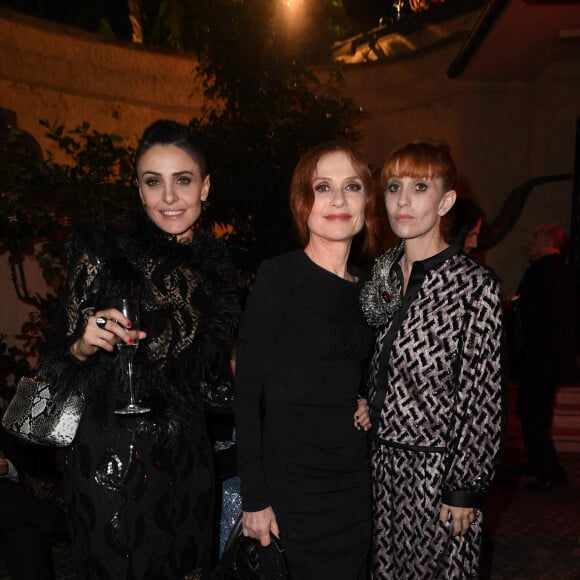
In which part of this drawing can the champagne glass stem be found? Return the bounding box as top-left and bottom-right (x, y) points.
(127, 360), (136, 406)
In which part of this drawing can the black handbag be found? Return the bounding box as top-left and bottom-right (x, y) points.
(210, 515), (290, 580)
(200, 374), (234, 413)
(200, 355), (235, 414)
(1, 375), (85, 447)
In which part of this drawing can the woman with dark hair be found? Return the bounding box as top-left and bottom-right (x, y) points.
(41, 119), (240, 579)
(235, 141), (381, 579)
(443, 196), (484, 254)
(361, 141), (503, 578)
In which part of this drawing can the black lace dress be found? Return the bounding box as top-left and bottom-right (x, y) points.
(42, 213), (240, 579)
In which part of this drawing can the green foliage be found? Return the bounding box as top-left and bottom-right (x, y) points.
(189, 0), (363, 274)
(0, 122), (138, 394)
(40, 121), (138, 222)
(0, 333), (32, 407)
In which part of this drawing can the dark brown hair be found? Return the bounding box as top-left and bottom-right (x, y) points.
(442, 196), (483, 247)
(289, 140), (382, 257)
(135, 119), (207, 177)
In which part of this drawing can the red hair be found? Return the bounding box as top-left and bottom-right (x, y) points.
(289, 141), (383, 257)
(381, 140), (457, 193)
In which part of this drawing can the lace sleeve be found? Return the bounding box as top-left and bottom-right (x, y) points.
(62, 250), (103, 340)
(40, 228), (111, 398)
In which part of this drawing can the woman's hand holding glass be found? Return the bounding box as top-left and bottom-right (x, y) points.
(70, 299), (149, 414)
(71, 310), (147, 361)
(112, 297), (150, 415)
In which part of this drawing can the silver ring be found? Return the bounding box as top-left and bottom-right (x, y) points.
(96, 316), (107, 329)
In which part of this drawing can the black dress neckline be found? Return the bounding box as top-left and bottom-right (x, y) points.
(299, 249), (361, 286)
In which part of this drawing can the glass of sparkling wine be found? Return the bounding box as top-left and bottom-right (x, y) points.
(114, 296), (150, 415)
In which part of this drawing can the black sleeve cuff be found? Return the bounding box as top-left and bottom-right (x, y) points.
(238, 460), (270, 513)
(441, 488), (485, 509)
(241, 499), (271, 513)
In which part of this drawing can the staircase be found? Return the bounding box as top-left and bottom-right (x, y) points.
(505, 381), (580, 453)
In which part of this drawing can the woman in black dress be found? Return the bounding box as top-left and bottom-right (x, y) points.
(234, 141), (381, 579)
(41, 120), (240, 579)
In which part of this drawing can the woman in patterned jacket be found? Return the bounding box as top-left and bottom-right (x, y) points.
(360, 141), (503, 579)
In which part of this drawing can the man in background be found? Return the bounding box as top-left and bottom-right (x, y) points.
(515, 224), (577, 489)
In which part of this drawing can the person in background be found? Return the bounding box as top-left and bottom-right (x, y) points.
(235, 141), (380, 579)
(515, 223), (577, 490)
(0, 427), (67, 580)
(361, 140), (503, 579)
(41, 120), (240, 579)
(443, 196), (484, 254)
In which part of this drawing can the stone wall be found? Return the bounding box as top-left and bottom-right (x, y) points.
(0, 9), (205, 155)
(1, 8), (579, 345)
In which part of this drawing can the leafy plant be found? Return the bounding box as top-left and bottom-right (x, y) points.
(189, 0), (363, 274)
(0, 122), (138, 397)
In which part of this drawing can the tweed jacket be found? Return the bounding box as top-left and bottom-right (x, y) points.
(363, 244), (503, 507)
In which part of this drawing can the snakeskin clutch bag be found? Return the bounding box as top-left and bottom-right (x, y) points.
(2, 376), (85, 447)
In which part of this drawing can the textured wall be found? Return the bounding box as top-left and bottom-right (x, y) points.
(0, 9), (205, 155)
(342, 42), (579, 295)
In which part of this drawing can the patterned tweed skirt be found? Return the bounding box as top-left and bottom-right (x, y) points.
(370, 442), (482, 579)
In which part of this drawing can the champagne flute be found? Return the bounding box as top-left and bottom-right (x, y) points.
(114, 296), (150, 415)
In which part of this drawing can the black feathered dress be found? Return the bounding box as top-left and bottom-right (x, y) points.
(41, 212), (241, 579)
